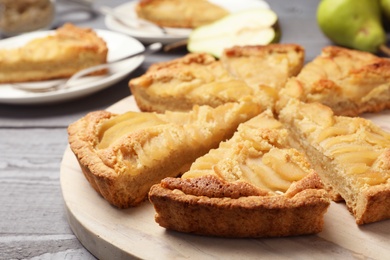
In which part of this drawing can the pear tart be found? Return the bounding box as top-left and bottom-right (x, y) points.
(0, 23), (108, 83)
(129, 44), (305, 113)
(277, 46), (390, 116)
(68, 100), (262, 208)
(135, 0), (229, 29)
(149, 110), (330, 237)
(279, 99), (390, 224)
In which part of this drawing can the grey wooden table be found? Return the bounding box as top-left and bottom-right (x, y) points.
(0, 0), (330, 259)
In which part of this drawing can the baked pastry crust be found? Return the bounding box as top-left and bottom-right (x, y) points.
(279, 99), (390, 224)
(149, 110), (330, 237)
(0, 23), (108, 83)
(68, 100), (262, 208)
(135, 0), (229, 28)
(277, 46), (390, 116)
(129, 44), (304, 113)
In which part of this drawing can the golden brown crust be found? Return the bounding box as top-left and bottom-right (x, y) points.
(0, 23), (108, 83)
(68, 101), (263, 208)
(150, 172), (329, 238)
(135, 0), (229, 28)
(149, 111), (330, 237)
(159, 175), (270, 198)
(147, 52), (217, 72)
(277, 46), (390, 116)
(149, 174), (329, 238)
(279, 99), (390, 224)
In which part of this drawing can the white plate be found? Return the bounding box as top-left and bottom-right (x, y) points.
(105, 0), (270, 44)
(0, 30), (145, 105)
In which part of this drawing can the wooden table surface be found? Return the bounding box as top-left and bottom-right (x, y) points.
(0, 0), (349, 259)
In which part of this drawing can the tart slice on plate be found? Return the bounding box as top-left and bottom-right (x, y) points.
(68, 100), (262, 208)
(135, 0), (229, 28)
(0, 23), (108, 83)
(149, 110), (330, 237)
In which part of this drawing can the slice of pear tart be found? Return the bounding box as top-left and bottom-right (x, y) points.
(68, 100), (262, 208)
(0, 23), (108, 84)
(220, 44), (304, 92)
(129, 44), (305, 113)
(149, 110), (330, 237)
(135, 0), (229, 29)
(129, 53), (259, 113)
(279, 99), (390, 224)
(277, 46), (390, 116)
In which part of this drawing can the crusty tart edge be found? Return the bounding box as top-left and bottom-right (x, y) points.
(149, 173), (330, 238)
(67, 110), (193, 208)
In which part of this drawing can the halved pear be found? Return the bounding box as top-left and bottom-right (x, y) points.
(187, 8), (279, 58)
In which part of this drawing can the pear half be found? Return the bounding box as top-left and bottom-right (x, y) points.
(187, 8), (278, 58)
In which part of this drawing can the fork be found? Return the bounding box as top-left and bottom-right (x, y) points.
(11, 42), (162, 93)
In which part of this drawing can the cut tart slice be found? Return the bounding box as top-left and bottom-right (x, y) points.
(68, 100), (262, 208)
(277, 46), (390, 116)
(129, 44), (304, 113)
(129, 53), (256, 113)
(278, 99), (390, 225)
(135, 0), (229, 29)
(0, 23), (108, 83)
(149, 110), (330, 237)
(220, 44), (304, 91)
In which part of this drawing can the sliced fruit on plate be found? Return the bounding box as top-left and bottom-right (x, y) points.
(187, 8), (279, 58)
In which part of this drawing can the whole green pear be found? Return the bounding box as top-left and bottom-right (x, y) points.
(317, 0), (386, 53)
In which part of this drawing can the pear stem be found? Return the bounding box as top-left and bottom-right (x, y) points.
(379, 44), (390, 56)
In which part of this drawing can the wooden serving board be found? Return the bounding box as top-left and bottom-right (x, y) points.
(60, 96), (390, 260)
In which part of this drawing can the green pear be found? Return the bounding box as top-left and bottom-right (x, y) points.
(187, 8), (279, 58)
(380, 0), (390, 24)
(317, 0), (387, 53)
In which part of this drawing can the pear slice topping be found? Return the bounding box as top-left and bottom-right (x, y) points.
(187, 8), (278, 58)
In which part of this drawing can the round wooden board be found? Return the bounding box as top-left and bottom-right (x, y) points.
(60, 96), (390, 260)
